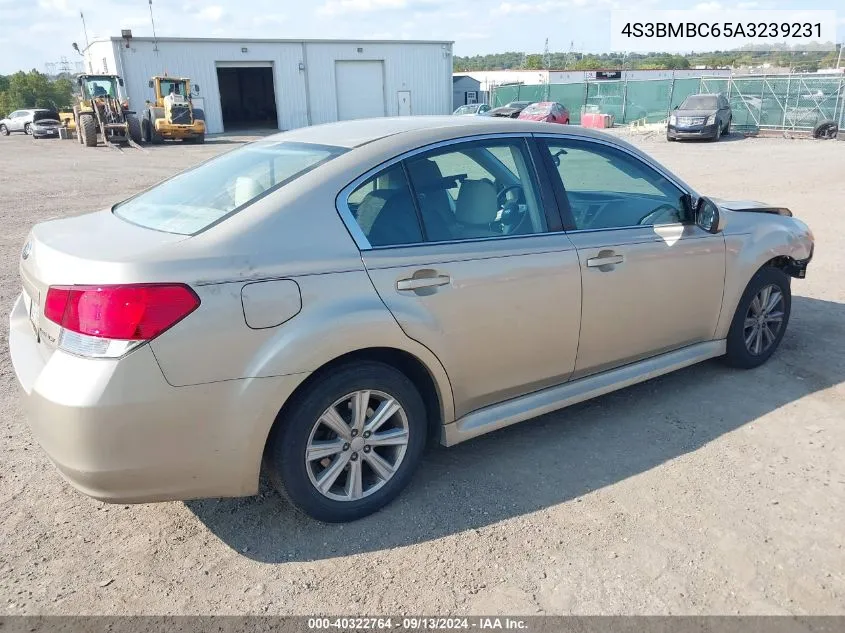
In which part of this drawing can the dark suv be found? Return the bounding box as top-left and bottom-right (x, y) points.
(667, 93), (732, 142)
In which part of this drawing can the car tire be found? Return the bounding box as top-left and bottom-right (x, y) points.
(722, 266), (792, 369)
(723, 117), (731, 135)
(812, 120), (838, 140)
(24, 123), (32, 135)
(713, 124), (722, 142)
(666, 131), (675, 142)
(0, 124), (8, 136)
(266, 361), (428, 522)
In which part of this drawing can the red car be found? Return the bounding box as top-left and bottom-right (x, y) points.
(517, 101), (570, 124)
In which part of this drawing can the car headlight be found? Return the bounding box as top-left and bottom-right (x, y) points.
(706, 115), (716, 125)
(669, 115), (676, 125)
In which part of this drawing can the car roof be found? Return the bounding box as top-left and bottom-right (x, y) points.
(263, 115), (632, 149)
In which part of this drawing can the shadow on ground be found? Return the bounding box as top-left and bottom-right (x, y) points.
(187, 295), (844, 563)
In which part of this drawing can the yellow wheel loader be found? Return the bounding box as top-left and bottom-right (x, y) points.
(72, 74), (142, 148)
(141, 76), (206, 144)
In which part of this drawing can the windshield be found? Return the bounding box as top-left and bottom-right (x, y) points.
(681, 95), (718, 110)
(161, 79), (187, 96)
(84, 77), (117, 99)
(521, 103), (551, 115)
(114, 141), (347, 235)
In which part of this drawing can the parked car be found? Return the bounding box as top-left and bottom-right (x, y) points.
(10, 117), (814, 522)
(30, 110), (62, 139)
(668, 93), (732, 141)
(487, 100), (533, 118)
(0, 108), (53, 136)
(518, 101), (570, 124)
(452, 104), (491, 116)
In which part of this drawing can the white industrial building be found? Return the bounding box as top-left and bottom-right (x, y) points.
(84, 36), (454, 134)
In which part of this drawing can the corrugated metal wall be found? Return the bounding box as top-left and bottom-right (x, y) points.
(303, 42), (452, 125)
(85, 38), (452, 135)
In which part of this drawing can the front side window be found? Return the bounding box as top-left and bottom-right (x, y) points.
(115, 141), (346, 235)
(542, 139), (688, 230)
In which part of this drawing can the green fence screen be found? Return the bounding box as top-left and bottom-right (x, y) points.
(702, 75), (845, 131)
(491, 74), (845, 131)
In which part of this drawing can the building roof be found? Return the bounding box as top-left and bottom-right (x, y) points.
(95, 36), (453, 45)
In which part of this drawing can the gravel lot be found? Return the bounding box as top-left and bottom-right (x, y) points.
(0, 130), (843, 616)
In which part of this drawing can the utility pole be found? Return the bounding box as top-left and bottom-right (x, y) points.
(543, 38), (551, 100)
(149, 0), (160, 52)
(79, 11), (90, 52)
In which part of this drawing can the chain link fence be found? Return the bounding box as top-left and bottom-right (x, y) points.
(491, 74), (845, 131)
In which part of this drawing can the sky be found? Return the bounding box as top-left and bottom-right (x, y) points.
(0, 0), (842, 74)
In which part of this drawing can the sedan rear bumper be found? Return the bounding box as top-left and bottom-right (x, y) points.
(9, 294), (307, 503)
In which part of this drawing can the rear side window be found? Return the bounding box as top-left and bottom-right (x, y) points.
(114, 141), (346, 235)
(347, 164), (422, 247)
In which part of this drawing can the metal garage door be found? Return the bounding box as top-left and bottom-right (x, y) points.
(335, 61), (386, 121)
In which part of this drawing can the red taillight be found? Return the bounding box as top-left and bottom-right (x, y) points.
(44, 284), (199, 340)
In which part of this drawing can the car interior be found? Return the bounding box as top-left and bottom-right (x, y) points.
(547, 143), (688, 230)
(349, 144), (548, 246)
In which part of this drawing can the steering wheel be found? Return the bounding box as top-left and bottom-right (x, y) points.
(494, 184), (529, 235)
(497, 183), (523, 207)
(638, 204), (680, 226)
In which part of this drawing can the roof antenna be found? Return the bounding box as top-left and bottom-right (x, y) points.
(148, 0), (159, 53)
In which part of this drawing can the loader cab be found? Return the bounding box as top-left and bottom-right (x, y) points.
(148, 77), (193, 106)
(78, 75), (123, 101)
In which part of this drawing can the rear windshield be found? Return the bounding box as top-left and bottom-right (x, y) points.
(114, 140), (346, 235)
(681, 95), (719, 110)
(521, 104), (551, 115)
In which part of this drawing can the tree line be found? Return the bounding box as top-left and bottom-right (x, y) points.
(0, 71), (75, 119)
(454, 47), (842, 73)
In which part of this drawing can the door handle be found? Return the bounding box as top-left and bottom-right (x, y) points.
(396, 274), (451, 291)
(586, 253), (624, 268)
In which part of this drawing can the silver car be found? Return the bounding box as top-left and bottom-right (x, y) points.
(453, 104), (491, 116)
(0, 108), (52, 136)
(9, 117), (814, 522)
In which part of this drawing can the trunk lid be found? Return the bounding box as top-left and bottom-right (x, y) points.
(19, 210), (188, 355)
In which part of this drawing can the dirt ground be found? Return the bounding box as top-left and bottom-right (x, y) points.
(0, 129), (843, 616)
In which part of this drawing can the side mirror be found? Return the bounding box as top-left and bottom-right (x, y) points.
(673, 105), (679, 110)
(148, 80), (154, 88)
(695, 197), (723, 234)
(118, 78), (124, 87)
(193, 84), (200, 94)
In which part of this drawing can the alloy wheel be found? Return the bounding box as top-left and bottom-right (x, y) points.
(743, 284), (784, 356)
(305, 390), (409, 502)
